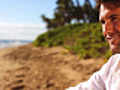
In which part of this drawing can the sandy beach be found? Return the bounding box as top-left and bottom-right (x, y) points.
(0, 44), (105, 90)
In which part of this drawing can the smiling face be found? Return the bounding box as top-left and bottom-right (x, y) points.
(99, 3), (120, 53)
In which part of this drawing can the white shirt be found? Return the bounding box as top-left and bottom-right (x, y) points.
(66, 54), (120, 90)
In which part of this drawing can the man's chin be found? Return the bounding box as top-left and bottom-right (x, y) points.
(110, 45), (120, 54)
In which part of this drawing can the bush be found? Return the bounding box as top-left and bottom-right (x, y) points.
(33, 23), (111, 59)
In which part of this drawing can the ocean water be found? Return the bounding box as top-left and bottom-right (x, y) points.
(0, 40), (32, 49)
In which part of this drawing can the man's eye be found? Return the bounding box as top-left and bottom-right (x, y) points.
(111, 17), (118, 21)
(100, 20), (105, 24)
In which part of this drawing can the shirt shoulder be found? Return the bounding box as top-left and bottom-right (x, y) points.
(110, 54), (120, 73)
(98, 54), (120, 81)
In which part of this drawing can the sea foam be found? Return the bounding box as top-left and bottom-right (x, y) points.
(0, 40), (32, 49)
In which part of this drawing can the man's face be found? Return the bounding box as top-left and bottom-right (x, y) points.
(99, 3), (120, 53)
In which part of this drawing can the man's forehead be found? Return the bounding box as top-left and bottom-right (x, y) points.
(100, 3), (120, 14)
(99, 3), (120, 20)
(99, 2), (120, 11)
(99, 5), (111, 20)
(100, 3), (117, 11)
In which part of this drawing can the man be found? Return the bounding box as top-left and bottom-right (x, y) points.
(66, 0), (120, 90)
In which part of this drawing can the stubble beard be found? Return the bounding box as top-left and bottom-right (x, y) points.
(109, 41), (120, 54)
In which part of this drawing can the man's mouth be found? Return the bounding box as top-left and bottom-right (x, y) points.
(106, 36), (119, 42)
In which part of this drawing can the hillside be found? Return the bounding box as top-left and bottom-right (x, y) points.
(33, 23), (111, 59)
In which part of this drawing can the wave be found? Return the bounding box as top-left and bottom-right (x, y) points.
(0, 40), (32, 49)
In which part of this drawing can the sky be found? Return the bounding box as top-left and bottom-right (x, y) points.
(0, 0), (95, 41)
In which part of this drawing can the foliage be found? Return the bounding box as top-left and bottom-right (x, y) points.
(41, 0), (99, 29)
(33, 23), (111, 59)
(82, 0), (99, 23)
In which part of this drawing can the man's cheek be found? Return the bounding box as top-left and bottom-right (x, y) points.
(102, 31), (106, 39)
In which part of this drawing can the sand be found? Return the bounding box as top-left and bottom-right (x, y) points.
(0, 44), (105, 90)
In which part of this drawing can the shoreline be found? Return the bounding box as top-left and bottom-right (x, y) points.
(0, 39), (32, 49)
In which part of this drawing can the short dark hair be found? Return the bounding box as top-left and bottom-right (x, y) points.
(96, 0), (120, 10)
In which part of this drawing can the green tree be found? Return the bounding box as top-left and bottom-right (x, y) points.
(82, 0), (98, 23)
(41, 0), (98, 29)
(72, 0), (84, 22)
(41, 14), (61, 29)
(55, 0), (75, 24)
(41, 15), (51, 29)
